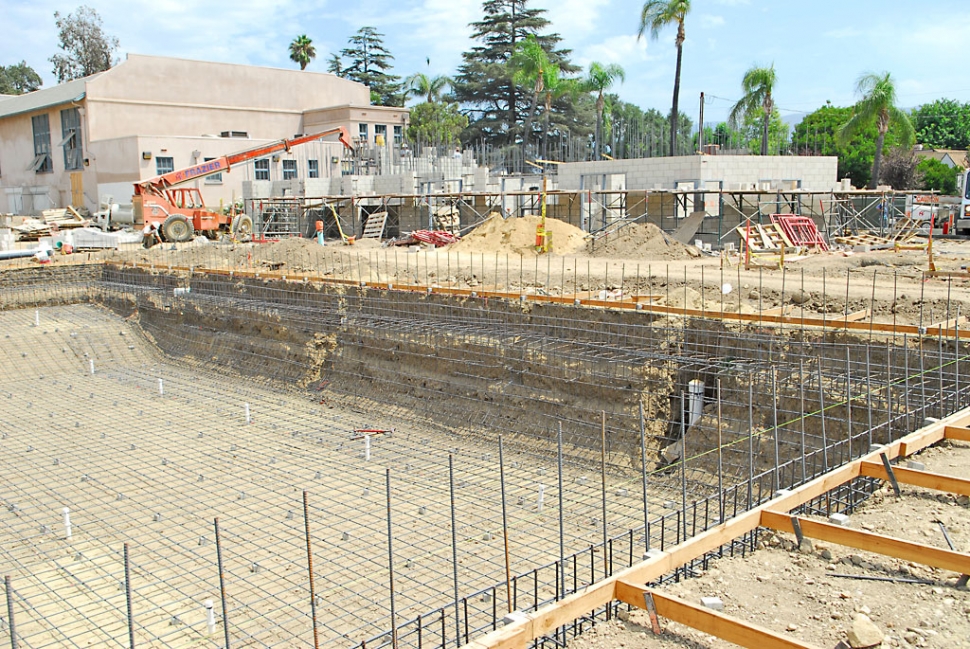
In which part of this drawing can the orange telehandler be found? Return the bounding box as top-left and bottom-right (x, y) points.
(132, 126), (352, 242)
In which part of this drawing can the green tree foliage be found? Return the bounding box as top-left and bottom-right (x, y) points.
(452, 0), (579, 149)
(0, 61), (42, 94)
(728, 64), (777, 156)
(912, 99), (970, 150)
(288, 35), (316, 71)
(407, 101), (469, 147)
(49, 6), (118, 82)
(584, 62), (625, 160)
(838, 72), (914, 189)
(339, 27), (403, 106)
(326, 54), (342, 75)
(917, 157), (959, 194)
(510, 34), (550, 154)
(737, 108), (788, 155)
(638, 0), (691, 156)
(404, 73), (452, 103)
(792, 102), (908, 188)
(539, 66), (582, 159)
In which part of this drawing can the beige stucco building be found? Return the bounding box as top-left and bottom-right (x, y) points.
(0, 54), (408, 215)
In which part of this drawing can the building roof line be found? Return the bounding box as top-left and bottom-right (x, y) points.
(0, 77), (94, 120)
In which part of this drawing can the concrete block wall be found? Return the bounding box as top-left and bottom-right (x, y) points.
(557, 155), (839, 192)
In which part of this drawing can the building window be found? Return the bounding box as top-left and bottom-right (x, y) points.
(393, 125), (403, 145)
(308, 159), (319, 178)
(375, 124), (387, 145)
(220, 130), (249, 138)
(358, 123), (368, 143)
(59, 108), (83, 171)
(254, 158), (270, 181)
(30, 114), (53, 173)
(204, 157), (223, 184)
(156, 156), (174, 175)
(282, 159), (298, 180)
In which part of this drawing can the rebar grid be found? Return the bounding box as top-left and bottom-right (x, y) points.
(0, 263), (967, 649)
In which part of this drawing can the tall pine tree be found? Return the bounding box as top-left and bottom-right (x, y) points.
(339, 27), (404, 107)
(452, 0), (579, 149)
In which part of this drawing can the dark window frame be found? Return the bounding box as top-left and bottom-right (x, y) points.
(254, 158), (270, 181)
(31, 114), (53, 174)
(60, 108), (83, 171)
(156, 156), (175, 175)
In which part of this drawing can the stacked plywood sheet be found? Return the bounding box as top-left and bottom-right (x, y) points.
(14, 207), (89, 240)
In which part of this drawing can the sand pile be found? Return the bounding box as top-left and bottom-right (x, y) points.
(587, 222), (699, 260)
(449, 215), (587, 256)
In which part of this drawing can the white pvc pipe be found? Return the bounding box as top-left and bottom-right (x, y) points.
(205, 599), (215, 635)
(688, 379), (705, 427)
(537, 484), (545, 513)
(244, 403), (251, 424)
(34, 310), (39, 326)
(89, 359), (95, 375)
(158, 378), (164, 396)
(364, 434), (371, 461)
(63, 507), (72, 540)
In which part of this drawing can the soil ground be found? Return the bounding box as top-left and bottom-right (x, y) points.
(569, 440), (970, 649)
(14, 216), (961, 328)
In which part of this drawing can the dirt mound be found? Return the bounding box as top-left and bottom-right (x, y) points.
(450, 215), (587, 256)
(587, 222), (699, 260)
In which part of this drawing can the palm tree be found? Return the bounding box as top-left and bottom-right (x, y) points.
(288, 35), (316, 71)
(510, 35), (550, 155)
(838, 72), (915, 189)
(728, 64), (778, 156)
(404, 72), (452, 103)
(638, 0), (691, 156)
(585, 62), (625, 160)
(539, 66), (581, 160)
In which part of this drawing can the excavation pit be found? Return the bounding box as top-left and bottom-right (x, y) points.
(0, 263), (966, 648)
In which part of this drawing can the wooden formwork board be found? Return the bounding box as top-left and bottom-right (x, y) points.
(466, 406), (970, 649)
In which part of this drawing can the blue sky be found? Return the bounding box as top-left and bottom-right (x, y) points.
(4, 0), (970, 125)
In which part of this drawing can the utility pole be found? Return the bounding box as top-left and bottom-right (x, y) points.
(698, 92), (705, 154)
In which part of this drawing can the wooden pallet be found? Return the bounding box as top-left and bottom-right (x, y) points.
(734, 222), (795, 252)
(433, 207), (460, 235)
(360, 211), (388, 239)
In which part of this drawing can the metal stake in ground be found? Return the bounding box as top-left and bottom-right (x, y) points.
(448, 455), (460, 647)
(716, 380), (724, 523)
(213, 518), (231, 649)
(557, 422), (565, 599)
(5, 575), (17, 649)
(498, 437), (512, 613)
(680, 391), (688, 542)
(302, 491), (320, 649)
(384, 468), (398, 649)
(124, 543), (135, 649)
(600, 411), (608, 578)
(638, 401), (650, 551)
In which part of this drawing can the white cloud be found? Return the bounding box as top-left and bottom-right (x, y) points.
(544, 0), (612, 43)
(577, 34), (651, 70)
(699, 14), (726, 28)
